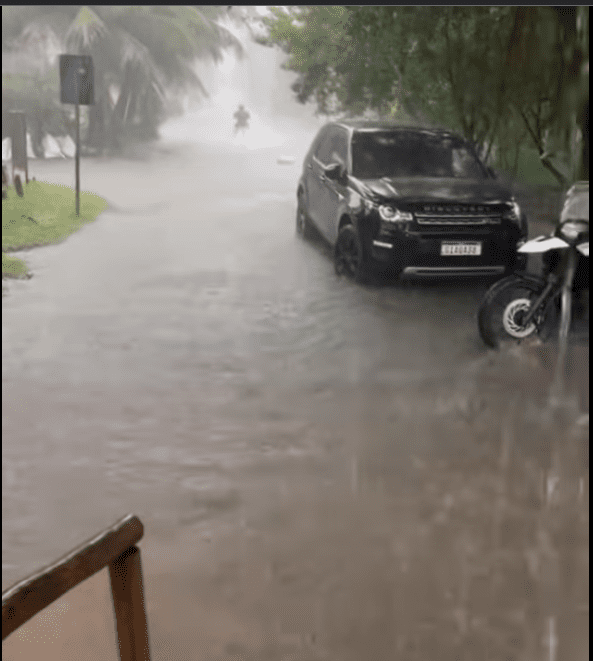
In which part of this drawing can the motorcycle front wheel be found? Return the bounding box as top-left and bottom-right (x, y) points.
(478, 276), (559, 349)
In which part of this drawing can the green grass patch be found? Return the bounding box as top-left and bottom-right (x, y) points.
(2, 252), (29, 279)
(2, 180), (108, 277)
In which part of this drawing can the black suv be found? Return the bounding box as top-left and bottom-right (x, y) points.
(296, 121), (528, 282)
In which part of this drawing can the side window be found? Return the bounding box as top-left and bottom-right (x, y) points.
(452, 147), (484, 178)
(315, 130), (334, 164)
(308, 129), (326, 159)
(315, 127), (348, 166)
(330, 129), (348, 167)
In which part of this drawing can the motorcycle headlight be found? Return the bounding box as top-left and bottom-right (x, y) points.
(560, 220), (589, 240)
(379, 205), (413, 223)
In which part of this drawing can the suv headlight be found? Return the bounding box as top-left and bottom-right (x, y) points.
(502, 201), (522, 223)
(379, 205), (413, 223)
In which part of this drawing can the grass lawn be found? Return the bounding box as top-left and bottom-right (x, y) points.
(2, 252), (30, 278)
(2, 180), (108, 278)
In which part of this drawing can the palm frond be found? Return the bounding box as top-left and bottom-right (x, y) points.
(3, 8), (77, 54)
(173, 6), (245, 60)
(65, 6), (108, 52)
(2, 6), (43, 47)
(121, 33), (168, 99)
(21, 12), (71, 44)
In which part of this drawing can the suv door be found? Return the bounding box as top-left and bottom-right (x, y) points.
(311, 126), (349, 241)
(322, 127), (349, 244)
(306, 128), (334, 236)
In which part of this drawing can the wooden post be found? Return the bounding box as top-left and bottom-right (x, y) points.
(2, 513), (147, 652)
(109, 546), (151, 661)
(8, 111), (28, 189)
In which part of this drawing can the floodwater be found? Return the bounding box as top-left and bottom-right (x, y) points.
(2, 35), (589, 661)
(3, 132), (589, 660)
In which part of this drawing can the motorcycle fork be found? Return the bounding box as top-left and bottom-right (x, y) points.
(521, 274), (559, 327)
(557, 249), (578, 336)
(550, 249), (578, 405)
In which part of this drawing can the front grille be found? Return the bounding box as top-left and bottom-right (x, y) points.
(417, 217), (501, 225)
(413, 225), (497, 235)
(412, 202), (503, 226)
(402, 266), (506, 277)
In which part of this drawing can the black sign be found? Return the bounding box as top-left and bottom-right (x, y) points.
(60, 54), (94, 105)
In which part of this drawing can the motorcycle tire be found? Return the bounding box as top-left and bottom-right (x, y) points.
(478, 275), (559, 349)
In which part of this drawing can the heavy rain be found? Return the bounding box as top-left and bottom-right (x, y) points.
(2, 6), (589, 661)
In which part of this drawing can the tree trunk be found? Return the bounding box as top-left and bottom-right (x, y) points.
(109, 86), (130, 153)
(517, 106), (567, 187)
(114, 88), (132, 126)
(578, 99), (588, 180)
(511, 138), (522, 179)
(87, 96), (106, 154)
(140, 87), (164, 140)
(539, 156), (567, 188)
(30, 113), (45, 158)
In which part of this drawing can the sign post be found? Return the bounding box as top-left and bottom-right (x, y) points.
(59, 55), (94, 217)
(75, 103), (80, 216)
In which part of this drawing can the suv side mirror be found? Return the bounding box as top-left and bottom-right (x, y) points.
(324, 162), (345, 181)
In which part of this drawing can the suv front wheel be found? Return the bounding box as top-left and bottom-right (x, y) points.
(334, 225), (372, 283)
(296, 192), (313, 239)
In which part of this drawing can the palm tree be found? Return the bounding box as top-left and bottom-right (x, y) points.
(2, 6), (243, 154)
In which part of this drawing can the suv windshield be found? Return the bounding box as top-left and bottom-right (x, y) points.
(351, 131), (487, 180)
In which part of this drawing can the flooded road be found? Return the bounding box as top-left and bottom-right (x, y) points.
(3, 138), (588, 660)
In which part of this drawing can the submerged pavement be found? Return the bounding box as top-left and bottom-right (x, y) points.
(2, 137), (588, 660)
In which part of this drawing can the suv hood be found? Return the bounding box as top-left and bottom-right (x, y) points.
(362, 177), (513, 204)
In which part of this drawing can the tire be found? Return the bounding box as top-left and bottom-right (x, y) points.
(296, 192), (313, 240)
(477, 275), (559, 349)
(334, 224), (372, 284)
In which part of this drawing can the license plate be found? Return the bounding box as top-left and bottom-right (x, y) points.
(441, 242), (482, 256)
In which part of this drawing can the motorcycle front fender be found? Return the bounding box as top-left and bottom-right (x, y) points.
(485, 271), (547, 299)
(518, 236), (569, 253)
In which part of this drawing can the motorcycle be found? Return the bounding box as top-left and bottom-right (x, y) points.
(234, 119), (249, 136)
(233, 105), (250, 137)
(478, 182), (589, 349)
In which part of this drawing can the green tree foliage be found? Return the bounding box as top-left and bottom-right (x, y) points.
(258, 6), (589, 183)
(2, 6), (242, 154)
(502, 7), (589, 183)
(2, 69), (71, 158)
